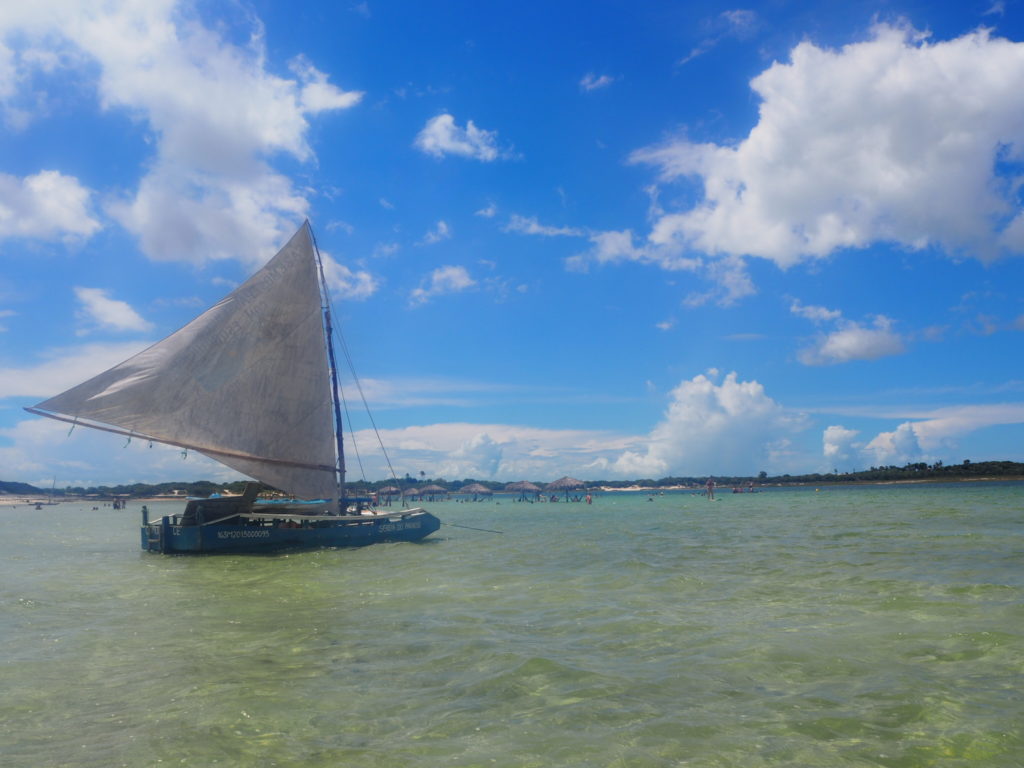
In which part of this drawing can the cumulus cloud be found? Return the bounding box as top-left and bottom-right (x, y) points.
(823, 424), (861, 466)
(319, 253), (378, 300)
(791, 298), (906, 365)
(612, 371), (809, 477)
(863, 422), (923, 465)
(0, 170), (101, 241)
(73, 287), (153, 334)
(798, 315), (906, 365)
(288, 54), (364, 113)
(437, 432), (503, 478)
(345, 422), (636, 481)
(823, 403), (1024, 468)
(409, 265), (476, 306)
(0, 2), (361, 265)
(635, 23), (1024, 267)
(414, 113), (503, 161)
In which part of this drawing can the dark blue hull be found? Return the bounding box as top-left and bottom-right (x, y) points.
(142, 510), (441, 553)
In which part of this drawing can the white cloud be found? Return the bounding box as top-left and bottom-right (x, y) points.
(0, 414), (233, 489)
(567, 228), (754, 305)
(319, 253), (378, 300)
(636, 23), (1024, 267)
(372, 242), (399, 259)
(73, 287), (153, 334)
(568, 229), (702, 273)
(863, 422), (923, 465)
(823, 424), (860, 465)
(0, 341), (150, 399)
(437, 432), (503, 478)
(798, 315), (906, 365)
(790, 299), (842, 323)
(288, 54), (363, 113)
(0, 170), (100, 241)
(580, 72), (614, 92)
(345, 422), (636, 481)
(421, 219), (451, 245)
(911, 403), (1024, 448)
(409, 265), (475, 306)
(678, 9), (759, 66)
(475, 202), (497, 218)
(823, 403), (1024, 468)
(683, 255), (755, 306)
(0, 308), (14, 332)
(326, 220), (354, 235)
(612, 371), (809, 477)
(414, 113), (502, 161)
(0, 2), (360, 265)
(504, 214), (584, 237)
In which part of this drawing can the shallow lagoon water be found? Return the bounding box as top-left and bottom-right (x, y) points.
(2, 483), (1022, 767)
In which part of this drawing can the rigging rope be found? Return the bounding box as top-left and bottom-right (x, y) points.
(312, 221), (408, 505)
(443, 522), (504, 534)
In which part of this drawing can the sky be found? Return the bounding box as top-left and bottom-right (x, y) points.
(2, 0), (1024, 489)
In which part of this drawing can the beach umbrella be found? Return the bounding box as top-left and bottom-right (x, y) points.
(545, 476), (585, 501)
(504, 480), (541, 501)
(375, 485), (401, 506)
(459, 482), (493, 500)
(416, 484), (448, 500)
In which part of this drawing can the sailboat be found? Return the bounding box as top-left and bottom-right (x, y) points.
(25, 222), (441, 553)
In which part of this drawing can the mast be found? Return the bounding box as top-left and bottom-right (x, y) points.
(308, 221), (347, 511)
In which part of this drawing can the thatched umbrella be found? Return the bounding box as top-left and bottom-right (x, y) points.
(417, 484), (448, 500)
(545, 476), (585, 501)
(376, 485), (401, 506)
(504, 480), (541, 501)
(459, 482), (493, 501)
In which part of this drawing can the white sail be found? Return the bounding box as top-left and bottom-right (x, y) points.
(30, 223), (341, 502)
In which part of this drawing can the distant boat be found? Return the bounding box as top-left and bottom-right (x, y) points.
(26, 222), (440, 553)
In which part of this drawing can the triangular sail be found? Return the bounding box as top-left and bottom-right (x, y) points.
(29, 223), (340, 502)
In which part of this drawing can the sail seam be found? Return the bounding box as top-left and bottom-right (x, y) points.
(23, 407), (337, 473)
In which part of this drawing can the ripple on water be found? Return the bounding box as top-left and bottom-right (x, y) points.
(1, 489), (1023, 767)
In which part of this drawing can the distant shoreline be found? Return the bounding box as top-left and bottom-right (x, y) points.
(3, 474), (1021, 507)
(599, 476), (1024, 492)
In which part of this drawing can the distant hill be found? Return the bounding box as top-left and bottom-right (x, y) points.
(0, 480), (45, 496)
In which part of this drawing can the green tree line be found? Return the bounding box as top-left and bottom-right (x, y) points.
(3, 460), (1023, 499)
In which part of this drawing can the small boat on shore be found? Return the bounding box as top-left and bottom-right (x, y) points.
(27, 222), (440, 553)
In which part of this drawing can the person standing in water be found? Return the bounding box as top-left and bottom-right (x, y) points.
(705, 477), (715, 500)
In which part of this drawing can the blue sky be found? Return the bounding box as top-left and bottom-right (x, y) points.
(2, 0), (1023, 488)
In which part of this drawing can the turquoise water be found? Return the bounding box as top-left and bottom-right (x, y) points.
(2, 483), (1022, 767)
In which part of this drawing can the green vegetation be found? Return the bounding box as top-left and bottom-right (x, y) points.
(3, 460), (1023, 499)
